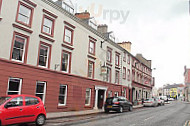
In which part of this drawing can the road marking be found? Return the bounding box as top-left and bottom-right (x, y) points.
(144, 116), (154, 121)
(129, 124), (136, 126)
(52, 123), (63, 125)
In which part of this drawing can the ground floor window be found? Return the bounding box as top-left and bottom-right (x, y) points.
(115, 92), (119, 97)
(58, 85), (67, 106)
(35, 81), (46, 103)
(85, 88), (91, 105)
(7, 78), (22, 95)
(123, 88), (126, 97)
(108, 91), (112, 98)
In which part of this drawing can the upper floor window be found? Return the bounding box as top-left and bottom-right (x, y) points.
(127, 55), (130, 64)
(16, 2), (34, 27)
(123, 53), (126, 62)
(107, 67), (111, 83)
(115, 70), (119, 84)
(38, 42), (51, 68)
(89, 40), (95, 55)
(107, 47), (112, 63)
(127, 70), (130, 81)
(88, 61), (94, 78)
(61, 50), (71, 73)
(42, 15), (54, 36)
(115, 53), (120, 66)
(63, 26), (73, 45)
(11, 32), (29, 63)
(123, 67), (126, 79)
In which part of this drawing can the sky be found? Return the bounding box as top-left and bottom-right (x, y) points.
(55, 0), (190, 88)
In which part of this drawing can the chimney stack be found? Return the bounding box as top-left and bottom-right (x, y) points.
(97, 24), (108, 34)
(118, 41), (132, 53)
(75, 10), (90, 20)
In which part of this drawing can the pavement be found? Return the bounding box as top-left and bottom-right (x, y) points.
(47, 104), (144, 120)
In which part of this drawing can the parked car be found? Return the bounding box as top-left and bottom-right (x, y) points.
(104, 96), (133, 113)
(0, 94), (46, 126)
(159, 96), (168, 102)
(168, 97), (175, 101)
(143, 98), (158, 107)
(156, 97), (165, 106)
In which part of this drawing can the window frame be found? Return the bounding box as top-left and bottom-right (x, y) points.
(123, 67), (126, 79)
(35, 81), (46, 103)
(127, 54), (130, 64)
(123, 53), (126, 62)
(108, 91), (112, 98)
(37, 41), (52, 68)
(41, 14), (55, 37)
(85, 88), (91, 106)
(127, 69), (130, 81)
(88, 40), (96, 55)
(63, 26), (74, 45)
(7, 78), (22, 95)
(107, 67), (112, 83)
(115, 53), (120, 66)
(10, 32), (29, 63)
(61, 50), (72, 73)
(58, 84), (67, 106)
(87, 60), (95, 78)
(115, 70), (119, 84)
(16, 1), (34, 27)
(107, 47), (112, 63)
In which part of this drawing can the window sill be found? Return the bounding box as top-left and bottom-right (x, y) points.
(84, 105), (92, 108)
(87, 54), (96, 60)
(12, 23), (33, 34)
(115, 66), (120, 69)
(106, 62), (112, 66)
(39, 34), (55, 43)
(62, 43), (74, 50)
(57, 105), (68, 109)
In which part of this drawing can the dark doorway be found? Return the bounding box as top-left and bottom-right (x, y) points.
(146, 92), (148, 98)
(129, 89), (131, 101)
(98, 90), (104, 109)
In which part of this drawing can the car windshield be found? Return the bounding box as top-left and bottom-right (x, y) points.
(0, 96), (11, 105)
(145, 99), (153, 101)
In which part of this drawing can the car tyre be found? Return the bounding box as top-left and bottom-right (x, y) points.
(36, 115), (46, 126)
(0, 120), (1, 126)
(129, 106), (133, 111)
(105, 109), (109, 113)
(119, 106), (123, 113)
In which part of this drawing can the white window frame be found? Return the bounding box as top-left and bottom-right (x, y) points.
(115, 54), (119, 66)
(12, 35), (26, 63)
(58, 84), (67, 106)
(115, 71), (119, 84)
(7, 78), (22, 95)
(62, 51), (70, 73)
(89, 41), (95, 54)
(85, 88), (91, 106)
(35, 81), (46, 103)
(115, 92), (119, 97)
(38, 44), (49, 68)
(88, 61), (94, 78)
(64, 28), (72, 43)
(108, 91), (112, 98)
(107, 67), (111, 82)
(18, 4), (31, 25)
(43, 17), (53, 35)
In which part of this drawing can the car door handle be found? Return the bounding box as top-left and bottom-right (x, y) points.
(37, 106), (40, 108)
(20, 108), (23, 111)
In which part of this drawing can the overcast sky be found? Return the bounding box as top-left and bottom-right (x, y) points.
(56, 0), (190, 88)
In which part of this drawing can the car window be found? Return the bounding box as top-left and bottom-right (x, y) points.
(0, 97), (11, 105)
(112, 98), (118, 102)
(6, 97), (23, 107)
(25, 97), (39, 106)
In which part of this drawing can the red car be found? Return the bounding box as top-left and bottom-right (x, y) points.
(0, 94), (46, 126)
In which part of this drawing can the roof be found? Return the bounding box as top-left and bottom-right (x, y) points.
(163, 84), (184, 89)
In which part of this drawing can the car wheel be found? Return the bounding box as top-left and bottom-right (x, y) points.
(119, 106), (123, 113)
(105, 109), (109, 113)
(129, 106), (133, 111)
(36, 115), (46, 126)
(0, 120), (1, 126)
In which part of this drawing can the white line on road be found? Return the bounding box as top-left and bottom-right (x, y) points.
(129, 124), (136, 126)
(144, 116), (154, 121)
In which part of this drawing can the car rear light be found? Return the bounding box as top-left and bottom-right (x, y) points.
(114, 102), (120, 105)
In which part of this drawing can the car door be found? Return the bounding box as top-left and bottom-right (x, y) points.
(23, 96), (41, 122)
(3, 96), (24, 125)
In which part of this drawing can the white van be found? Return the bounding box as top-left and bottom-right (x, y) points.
(159, 96), (168, 102)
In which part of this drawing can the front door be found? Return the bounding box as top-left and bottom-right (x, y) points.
(98, 90), (104, 109)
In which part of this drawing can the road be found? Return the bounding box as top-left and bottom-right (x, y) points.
(45, 101), (190, 126)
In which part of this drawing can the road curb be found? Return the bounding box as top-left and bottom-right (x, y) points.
(47, 106), (143, 120)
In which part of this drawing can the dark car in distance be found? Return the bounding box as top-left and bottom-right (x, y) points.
(104, 96), (133, 113)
